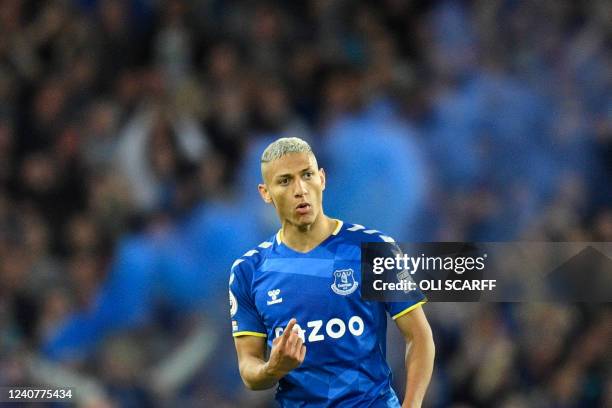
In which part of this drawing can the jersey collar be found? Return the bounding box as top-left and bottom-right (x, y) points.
(276, 219), (343, 246)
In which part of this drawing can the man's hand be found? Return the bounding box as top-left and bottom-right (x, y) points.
(233, 318), (307, 390)
(264, 318), (307, 379)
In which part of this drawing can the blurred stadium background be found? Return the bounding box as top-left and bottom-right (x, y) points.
(0, 0), (610, 407)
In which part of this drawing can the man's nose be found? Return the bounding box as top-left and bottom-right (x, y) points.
(293, 179), (308, 197)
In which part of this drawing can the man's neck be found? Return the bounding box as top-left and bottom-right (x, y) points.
(281, 215), (338, 253)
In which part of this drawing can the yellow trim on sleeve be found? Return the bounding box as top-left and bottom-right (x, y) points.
(232, 331), (267, 338)
(391, 300), (427, 320)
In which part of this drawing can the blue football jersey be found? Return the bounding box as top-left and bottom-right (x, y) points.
(229, 220), (426, 407)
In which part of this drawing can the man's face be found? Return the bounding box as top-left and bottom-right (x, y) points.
(259, 152), (326, 228)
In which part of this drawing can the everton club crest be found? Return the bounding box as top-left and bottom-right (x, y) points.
(331, 269), (358, 296)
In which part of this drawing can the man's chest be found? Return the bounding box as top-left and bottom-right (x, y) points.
(251, 252), (378, 338)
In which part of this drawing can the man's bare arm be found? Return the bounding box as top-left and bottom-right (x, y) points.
(234, 319), (306, 390)
(394, 306), (435, 408)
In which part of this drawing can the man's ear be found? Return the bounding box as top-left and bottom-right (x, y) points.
(258, 183), (273, 204)
(319, 168), (326, 191)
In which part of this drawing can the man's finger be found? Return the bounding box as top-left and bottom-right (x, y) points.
(277, 318), (296, 347)
(282, 319), (296, 340)
(299, 345), (307, 362)
(286, 329), (300, 350)
(291, 332), (303, 355)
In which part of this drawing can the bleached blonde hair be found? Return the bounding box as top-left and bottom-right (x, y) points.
(260, 137), (313, 164)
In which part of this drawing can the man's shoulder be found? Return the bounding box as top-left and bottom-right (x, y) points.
(230, 235), (277, 276)
(338, 222), (397, 244)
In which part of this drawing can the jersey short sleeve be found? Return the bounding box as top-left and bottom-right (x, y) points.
(229, 260), (266, 338)
(375, 238), (427, 320)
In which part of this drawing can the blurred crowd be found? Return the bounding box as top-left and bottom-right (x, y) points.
(0, 0), (610, 407)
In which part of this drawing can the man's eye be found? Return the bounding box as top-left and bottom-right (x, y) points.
(304, 172), (313, 179)
(279, 178), (289, 185)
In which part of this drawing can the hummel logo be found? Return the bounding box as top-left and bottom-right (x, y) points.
(267, 289), (283, 305)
